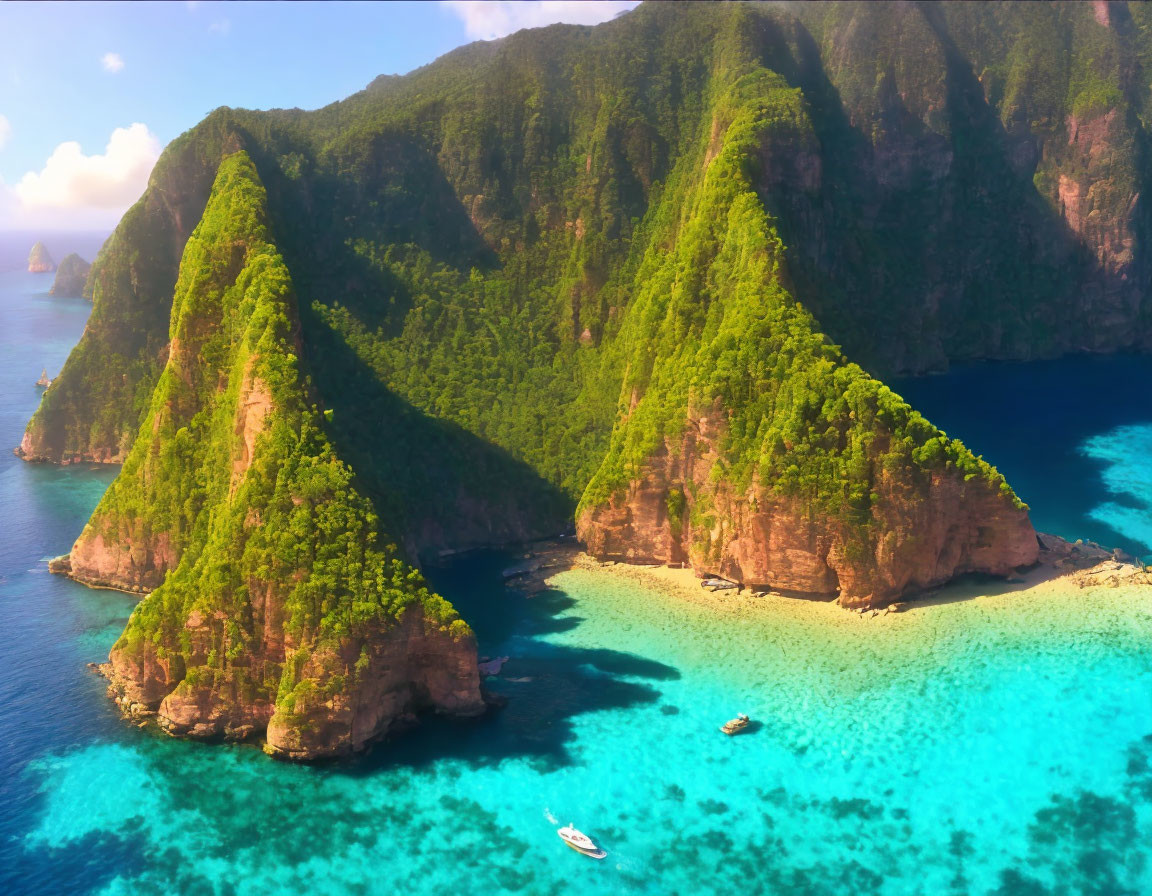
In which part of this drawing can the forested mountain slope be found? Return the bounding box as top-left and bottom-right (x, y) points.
(24, 2), (1152, 664)
(64, 152), (483, 757)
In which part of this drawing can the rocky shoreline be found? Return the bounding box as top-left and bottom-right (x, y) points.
(91, 650), (498, 761)
(76, 530), (1149, 755)
(505, 532), (1151, 615)
(48, 554), (151, 594)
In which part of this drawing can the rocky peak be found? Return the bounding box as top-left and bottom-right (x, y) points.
(70, 152), (484, 758)
(50, 253), (92, 297)
(27, 241), (55, 273)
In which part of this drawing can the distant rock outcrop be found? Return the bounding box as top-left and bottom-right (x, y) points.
(50, 254), (91, 297)
(27, 242), (55, 273)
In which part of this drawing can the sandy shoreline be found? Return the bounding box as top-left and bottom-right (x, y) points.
(518, 538), (1152, 634)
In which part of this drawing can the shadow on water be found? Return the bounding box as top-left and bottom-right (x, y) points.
(0, 828), (152, 896)
(346, 550), (681, 776)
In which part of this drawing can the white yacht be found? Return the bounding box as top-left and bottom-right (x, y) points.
(557, 824), (607, 859)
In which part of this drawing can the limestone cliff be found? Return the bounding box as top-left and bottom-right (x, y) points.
(83, 152), (483, 758)
(19, 125), (243, 463)
(21, 3), (1152, 453)
(770, 0), (1152, 373)
(27, 241), (54, 273)
(20, 2), (1148, 481)
(49, 253), (92, 298)
(262, 610), (485, 759)
(110, 602), (483, 756)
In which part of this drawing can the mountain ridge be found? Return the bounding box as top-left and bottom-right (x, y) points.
(69, 151), (483, 757)
(19, 0), (1152, 755)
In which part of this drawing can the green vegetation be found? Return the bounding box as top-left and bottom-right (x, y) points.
(104, 152), (469, 720)
(49, 253), (92, 298)
(33, 2), (1150, 598)
(31, 1), (1149, 480)
(22, 116), (253, 462)
(578, 65), (1019, 536)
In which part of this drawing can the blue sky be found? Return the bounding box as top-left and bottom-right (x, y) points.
(0, 1), (636, 230)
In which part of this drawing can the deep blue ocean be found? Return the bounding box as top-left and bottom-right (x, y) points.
(893, 358), (1152, 562)
(2, 230), (1152, 895)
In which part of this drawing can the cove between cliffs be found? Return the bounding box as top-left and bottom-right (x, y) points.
(22, 542), (1152, 895)
(8, 236), (1152, 895)
(49, 527), (1148, 763)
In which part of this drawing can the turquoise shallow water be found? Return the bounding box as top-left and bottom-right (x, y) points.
(13, 559), (1152, 896)
(1082, 424), (1152, 555)
(2, 246), (1152, 895)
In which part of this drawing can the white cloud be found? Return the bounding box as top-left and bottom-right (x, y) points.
(443, 1), (636, 40)
(2, 123), (160, 228)
(0, 115), (10, 151)
(209, 18), (231, 35)
(101, 52), (125, 73)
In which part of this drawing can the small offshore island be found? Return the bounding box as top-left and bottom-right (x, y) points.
(27, 241), (55, 274)
(15, 0), (1152, 765)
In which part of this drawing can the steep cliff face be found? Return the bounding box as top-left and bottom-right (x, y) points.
(753, 0), (1152, 374)
(21, 3), (1149, 467)
(262, 610), (484, 759)
(49, 253), (92, 298)
(577, 67), (1037, 607)
(19, 123), (247, 463)
(25, 2), (1147, 622)
(111, 601), (483, 754)
(90, 152), (483, 757)
(65, 528), (176, 593)
(579, 408), (1036, 609)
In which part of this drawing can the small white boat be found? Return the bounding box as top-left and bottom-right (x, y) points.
(558, 824), (607, 859)
(720, 713), (750, 735)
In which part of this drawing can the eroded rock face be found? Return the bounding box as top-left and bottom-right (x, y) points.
(159, 687), (274, 742)
(230, 367), (273, 491)
(16, 429), (124, 465)
(578, 409), (1038, 609)
(103, 602), (483, 758)
(53, 345), (280, 593)
(108, 637), (186, 708)
(18, 130), (245, 466)
(265, 610), (485, 760)
(83, 152), (487, 762)
(66, 528), (177, 592)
